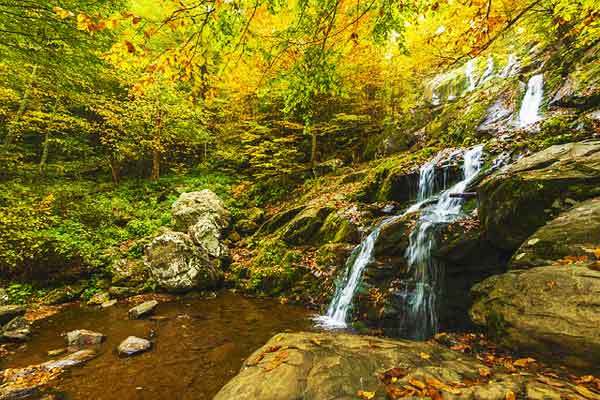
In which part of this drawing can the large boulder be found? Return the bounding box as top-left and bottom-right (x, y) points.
(188, 214), (228, 258)
(278, 206), (334, 245)
(145, 231), (222, 292)
(478, 141), (600, 251)
(171, 190), (230, 232)
(215, 331), (589, 400)
(470, 264), (600, 368)
(510, 196), (600, 269)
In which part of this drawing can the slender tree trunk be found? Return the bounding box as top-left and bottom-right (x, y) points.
(5, 65), (37, 146)
(151, 104), (162, 181)
(151, 147), (160, 181)
(109, 157), (120, 185)
(38, 131), (49, 175)
(310, 130), (318, 170)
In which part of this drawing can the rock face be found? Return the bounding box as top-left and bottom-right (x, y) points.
(145, 231), (222, 292)
(470, 265), (600, 368)
(510, 196), (600, 269)
(65, 329), (105, 346)
(215, 332), (589, 400)
(146, 190), (230, 292)
(128, 300), (158, 319)
(478, 141), (600, 252)
(117, 336), (151, 356)
(279, 206), (334, 245)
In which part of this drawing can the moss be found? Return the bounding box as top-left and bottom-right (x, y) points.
(485, 309), (508, 341)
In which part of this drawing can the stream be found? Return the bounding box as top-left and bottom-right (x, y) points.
(1, 292), (312, 399)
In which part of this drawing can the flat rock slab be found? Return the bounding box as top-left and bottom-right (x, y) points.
(117, 336), (152, 356)
(41, 349), (98, 370)
(214, 332), (591, 400)
(128, 300), (158, 319)
(65, 329), (105, 346)
(0, 305), (26, 325)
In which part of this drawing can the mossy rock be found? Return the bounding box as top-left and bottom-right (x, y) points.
(478, 140), (600, 251)
(254, 205), (304, 237)
(373, 212), (419, 258)
(317, 211), (359, 244)
(278, 206), (334, 246)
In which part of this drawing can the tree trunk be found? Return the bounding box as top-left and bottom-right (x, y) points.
(151, 147), (160, 181)
(4, 65), (37, 146)
(310, 130), (318, 170)
(109, 157), (120, 185)
(38, 131), (49, 175)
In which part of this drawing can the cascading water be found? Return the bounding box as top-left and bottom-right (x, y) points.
(465, 60), (477, 91)
(500, 54), (519, 77)
(399, 145), (484, 339)
(480, 57), (495, 83)
(518, 73), (544, 127)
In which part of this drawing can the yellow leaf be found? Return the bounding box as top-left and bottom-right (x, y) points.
(357, 390), (375, 400)
(505, 390), (516, 400)
(513, 357), (536, 367)
(419, 352), (431, 360)
(53, 6), (74, 19)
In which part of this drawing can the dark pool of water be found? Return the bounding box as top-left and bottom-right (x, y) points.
(1, 292), (314, 399)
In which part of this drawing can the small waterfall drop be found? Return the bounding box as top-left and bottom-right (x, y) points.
(465, 60), (477, 91)
(518, 73), (544, 127)
(500, 54), (519, 77)
(400, 145), (484, 339)
(480, 57), (495, 83)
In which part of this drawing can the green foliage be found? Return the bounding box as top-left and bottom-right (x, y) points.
(6, 283), (34, 304)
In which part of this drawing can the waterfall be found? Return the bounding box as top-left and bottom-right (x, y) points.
(500, 54), (519, 77)
(518, 74), (544, 127)
(400, 145), (484, 339)
(316, 146), (484, 333)
(465, 60), (477, 91)
(480, 57), (495, 83)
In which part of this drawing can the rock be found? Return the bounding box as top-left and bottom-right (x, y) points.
(109, 258), (149, 287)
(128, 300), (158, 319)
(510, 197), (600, 269)
(255, 206), (304, 237)
(101, 299), (117, 308)
(0, 305), (26, 325)
(470, 264), (600, 367)
(279, 206), (334, 245)
(373, 212), (419, 257)
(1, 316), (31, 342)
(117, 336), (151, 356)
(86, 291), (110, 306)
(41, 349), (97, 369)
(0, 385), (39, 400)
(188, 214), (228, 258)
(317, 209), (360, 244)
(144, 231), (222, 292)
(108, 286), (139, 299)
(478, 141), (600, 251)
(0, 288), (9, 305)
(171, 190), (230, 232)
(65, 329), (105, 346)
(47, 348), (67, 357)
(235, 219), (259, 235)
(40, 287), (78, 305)
(313, 158), (344, 176)
(214, 331), (583, 400)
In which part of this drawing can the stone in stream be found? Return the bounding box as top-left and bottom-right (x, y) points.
(65, 329), (105, 346)
(86, 291), (110, 306)
(117, 336), (152, 356)
(214, 331), (585, 400)
(101, 299), (117, 308)
(0, 305), (26, 325)
(47, 348), (67, 357)
(41, 349), (97, 369)
(1, 316), (31, 342)
(128, 300), (158, 319)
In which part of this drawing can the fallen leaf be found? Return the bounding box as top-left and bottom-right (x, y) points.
(574, 385), (600, 400)
(357, 390), (375, 399)
(479, 367), (492, 378)
(408, 378), (426, 390)
(419, 352), (431, 360)
(505, 390), (516, 400)
(513, 357), (536, 368)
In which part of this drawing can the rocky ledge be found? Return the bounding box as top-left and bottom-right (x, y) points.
(215, 332), (599, 400)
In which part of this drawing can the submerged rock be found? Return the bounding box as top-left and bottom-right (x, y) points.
(128, 300), (158, 319)
(145, 231), (222, 292)
(117, 336), (151, 356)
(478, 140), (600, 252)
(86, 291), (110, 306)
(41, 349), (97, 369)
(214, 331), (588, 400)
(470, 264), (600, 368)
(1, 316), (31, 342)
(510, 196), (600, 269)
(65, 329), (105, 346)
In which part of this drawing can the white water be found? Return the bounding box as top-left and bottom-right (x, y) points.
(400, 145), (484, 339)
(500, 54), (519, 77)
(480, 57), (495, 83)
(466, 60), (477, 91)
(518, 73), (544, 127)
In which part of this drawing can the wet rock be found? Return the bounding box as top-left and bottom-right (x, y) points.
(470, 264), (600, 368)
(317, 209), (360, 244)
(41, 349), (97, 369)
(65, 329), (105, 346)
(373, 212), (419, 257)
(86, 291), (110, 306)
(101, 299), (117, 308)
(0, 385), (39, 400)
(47, 348), (67, 357)
(0, 305), (26, 325)
(108, 286), (138, 299)
(478, 140), (600, 252)
(128, 300), (158, 319)
(40, 287), (79, 305)
(171, 190), (230, 232)
(188, 214), (228, 258)
(117, 336), (151, 356)
(510, 196), (600, 269)
(145, 231), (222, 292)
(1, 316), (31, 342)
(214, 331), (584, 400)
